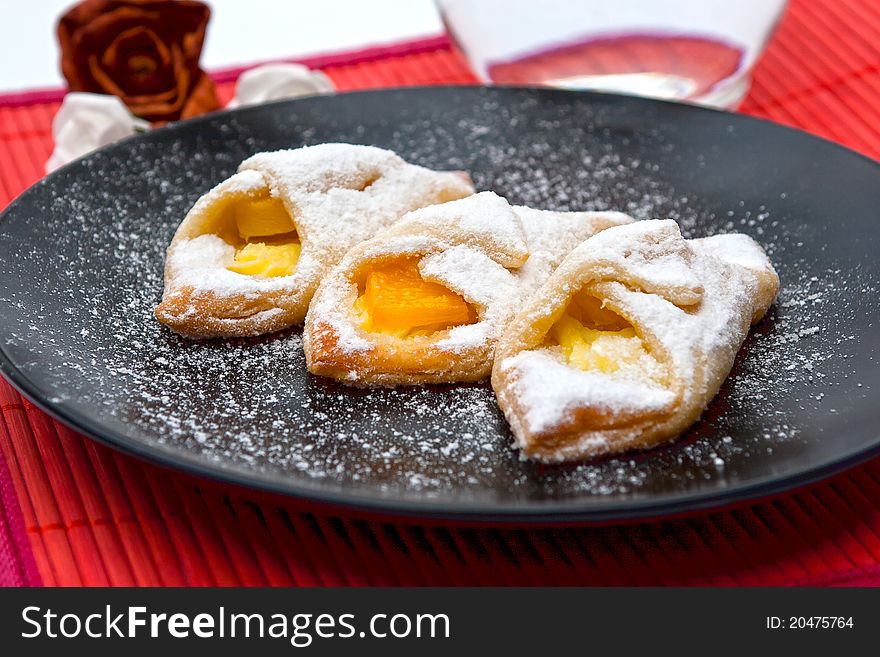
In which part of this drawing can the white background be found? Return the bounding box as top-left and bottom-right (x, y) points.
(0, 0), (443, 92)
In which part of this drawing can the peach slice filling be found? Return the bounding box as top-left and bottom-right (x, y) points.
(549, 292), (669, 386)
(224, 196), (301, 278)
(353, 258), (477, 338)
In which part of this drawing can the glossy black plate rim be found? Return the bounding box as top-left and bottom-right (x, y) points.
(1, 86), (879, 524)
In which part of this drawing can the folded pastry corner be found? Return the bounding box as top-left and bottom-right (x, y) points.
(303, 192), (636, 386)
(513, 205), (635, 293)
(491, 219), (779, 463)
(155, 143), (474, 338)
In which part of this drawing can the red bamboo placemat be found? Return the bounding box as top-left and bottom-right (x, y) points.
(2, 0), (880, 587)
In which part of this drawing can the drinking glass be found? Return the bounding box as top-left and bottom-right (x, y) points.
(438, 0), (787, 108)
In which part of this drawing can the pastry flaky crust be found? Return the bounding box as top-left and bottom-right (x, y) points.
(303, 191), (634, 386)
(155, 143), (475, 339)
(491, 219), (780, 463)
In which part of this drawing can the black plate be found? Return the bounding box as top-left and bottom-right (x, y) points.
(1, 87), (879, 522)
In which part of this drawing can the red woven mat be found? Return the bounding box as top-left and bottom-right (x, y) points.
(2, 0), (880, 587)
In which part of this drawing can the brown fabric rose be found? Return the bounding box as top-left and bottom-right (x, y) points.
(58, 0), (220, 122)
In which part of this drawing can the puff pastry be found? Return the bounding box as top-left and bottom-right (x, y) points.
(155, 143), (474, 338)
(303, 191), (633, 386)
(492, 219), (779, 463)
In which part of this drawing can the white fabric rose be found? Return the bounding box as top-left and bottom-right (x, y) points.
(227, 63), (335, 108)
(46, 92), (149, 173)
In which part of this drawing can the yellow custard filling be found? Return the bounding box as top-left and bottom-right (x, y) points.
(354, 258), (477, 338)
(234, 196), (297, 241)
(550, 293), (668, 385)
(224, 195), (301, 278)
(228, 242), (301, 277)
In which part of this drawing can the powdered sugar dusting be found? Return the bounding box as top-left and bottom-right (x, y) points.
(159, 143), (474, 335)
(514, 207), (634, 291)
(420, 245), (519, 353)
(388, 191), (528, 267)
(0, 88), (876, 507)
(503, 350), (676, 435)
(496, 219), (778, 462)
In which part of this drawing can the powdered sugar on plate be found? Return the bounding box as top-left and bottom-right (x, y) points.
(0, 88), (876, 506)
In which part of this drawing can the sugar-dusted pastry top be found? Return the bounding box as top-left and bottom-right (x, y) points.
(513, 205), (635, 293)
(237, 144), (474, 265)
(303, 192), (526, 384)
(501, 350), (677, 437)
(304, 191), (635, 386)
(155, 143), (474, 338)
(492, 219), (779, 462)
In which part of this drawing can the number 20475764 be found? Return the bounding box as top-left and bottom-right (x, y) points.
(766, 617), (854, 630)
